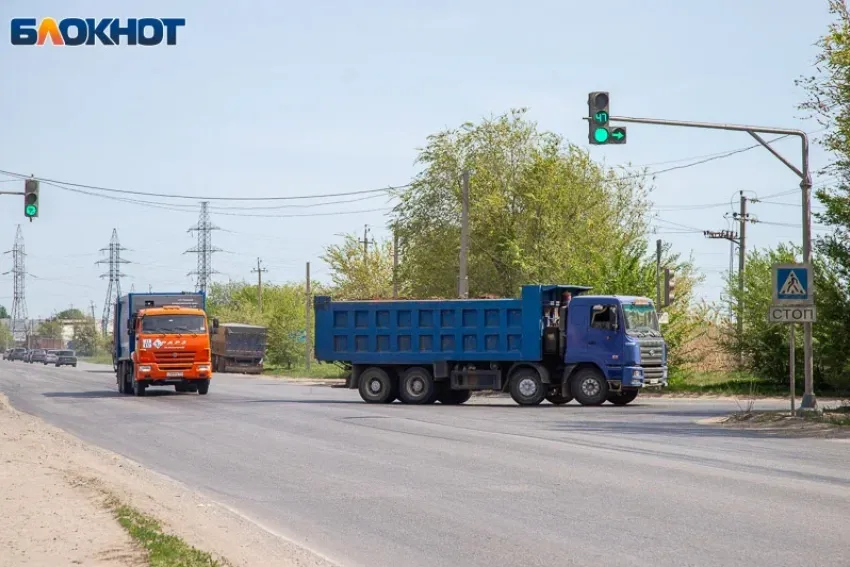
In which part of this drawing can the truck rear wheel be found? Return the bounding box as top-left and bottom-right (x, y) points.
(509, 368), (546, 406)
(607, 389), (639, 406)
(571, 367), (608, 406)
(117, 365), (125, 394)
(399, 367), (436, 404)
(358, 367), (395, 404)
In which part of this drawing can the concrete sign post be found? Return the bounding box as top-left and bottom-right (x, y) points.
(770, 263), (815, 414)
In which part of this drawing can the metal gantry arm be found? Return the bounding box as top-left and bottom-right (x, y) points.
(599, 114), (816, 410)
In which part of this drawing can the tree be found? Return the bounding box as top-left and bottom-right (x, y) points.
(0, 324), (12, 350)
(797, 1), (850, 277)
(38, 317), (64, 340)
(720, 243), (850, 390)
(56, 308), (86, 320)
(390, 108), (687, 299)
(322, 234), (395, 299)
(72, 321), (100, 356)
(0, 305), (8, 319)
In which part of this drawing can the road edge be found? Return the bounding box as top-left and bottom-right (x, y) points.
(0, 392), (340, 567)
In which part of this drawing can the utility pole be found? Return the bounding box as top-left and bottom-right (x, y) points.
(96, 229), (130, 337)
(359, 225), (372, 262)
(305, 262), (311, 371)
(704, 228), (741, 359)
(251, 258), (268, 312)
(655, 239), (662, 307)
(89, 301), (96, 321)
(392, 225), (399, 299)
(732, 194), (753, 366)
(459, 170), (470, 298)
(186, 201), (222, 294)
(3, 226), (28, 346)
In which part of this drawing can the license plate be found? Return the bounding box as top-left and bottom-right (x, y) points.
(167, 371), (184, 377)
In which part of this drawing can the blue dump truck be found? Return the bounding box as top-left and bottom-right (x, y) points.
(314, 284), (667, 406)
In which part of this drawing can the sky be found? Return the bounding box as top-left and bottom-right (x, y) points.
(0, 0), (836, 318)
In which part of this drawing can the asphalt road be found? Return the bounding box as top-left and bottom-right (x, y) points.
(1, 360), (848, 567)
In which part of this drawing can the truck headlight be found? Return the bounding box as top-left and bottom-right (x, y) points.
(198, 365), (210, 372)
(138, 365), (151, 372)
(632, 369), (641, 378)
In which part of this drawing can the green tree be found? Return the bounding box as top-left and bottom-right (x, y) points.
(72, 320), (100, 356)
(38, 317), (64, 340)
(0, 324), (12, 350)
(56, 308), (86, 320)
(0, 305), (8, 319)
(322, 234), (395, 299)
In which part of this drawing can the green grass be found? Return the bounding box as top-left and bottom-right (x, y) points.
(80, 353), (113, 365)
(105, 496), (227, 567)
(668, 370), (790, 396)
(262, 362), (347, 380)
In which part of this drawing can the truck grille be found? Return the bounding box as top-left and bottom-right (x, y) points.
(154, 352), (195, 370)
(639, 339), (665, 366)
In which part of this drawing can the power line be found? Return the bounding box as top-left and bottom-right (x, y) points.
(0, 168), (407, 201)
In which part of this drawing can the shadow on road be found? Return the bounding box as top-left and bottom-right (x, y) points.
(549, 419), (794, 439)
(43, 389), (184, 399)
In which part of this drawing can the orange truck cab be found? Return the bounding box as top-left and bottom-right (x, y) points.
(113, 292), (218, 397)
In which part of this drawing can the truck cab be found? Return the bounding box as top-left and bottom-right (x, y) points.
(562, 295), (667, 399)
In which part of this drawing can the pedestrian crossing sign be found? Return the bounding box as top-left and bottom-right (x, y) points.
(772, 263), (813, 304)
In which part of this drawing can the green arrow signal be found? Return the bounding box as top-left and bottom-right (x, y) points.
(25, 205), (37, 216)
(611, 129), (625, 140)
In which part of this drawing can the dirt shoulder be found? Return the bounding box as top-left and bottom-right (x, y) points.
(0, 393), (336, 567)
(699, 411), (850, 438)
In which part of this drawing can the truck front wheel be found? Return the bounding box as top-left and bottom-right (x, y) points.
(399, 367), (436, 404)
(197, 380), (210, 395)
(509, 368), (546, 406)
(133, 380), (147, 397)
(607, 389), (639, 406)
(358, 367), (395, 404)
(571, 367), (608, 406)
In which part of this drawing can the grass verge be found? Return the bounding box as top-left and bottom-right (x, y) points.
(667, 370), (850, 397)
(80, 353), (113, 365)
(104, 494), (228, 567)
(263, 362), (346, 380)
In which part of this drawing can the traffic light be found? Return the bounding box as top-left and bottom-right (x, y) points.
(24, 178), (39, 219)
(587, 91), (626, 145)
(664, 268), (676, 307)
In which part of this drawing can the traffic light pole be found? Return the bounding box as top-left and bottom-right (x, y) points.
(598, 114), (816, 410)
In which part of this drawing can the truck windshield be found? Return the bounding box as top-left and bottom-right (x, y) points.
(622, 303), (660, 334)
(141, 315), (206, 334)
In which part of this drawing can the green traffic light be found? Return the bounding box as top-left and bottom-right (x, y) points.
(25, 205), (37, 217)
(594, 128), (609, 143)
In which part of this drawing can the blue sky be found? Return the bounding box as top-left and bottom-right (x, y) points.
(0, 0), (835, 317)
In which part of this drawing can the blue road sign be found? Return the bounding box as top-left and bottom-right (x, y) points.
(772, 263), (812, 304)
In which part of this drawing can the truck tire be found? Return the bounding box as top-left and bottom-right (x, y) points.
(509, 368), (546, 406)
(133, 380), (147, 397)
(571, 367), (608, 406)
(197, 380), (210, 395)
(545, 393), (573, 405)
(399, 367), (436, 404)
(117, 365), (125, 394)
(358, 367), (395, 404)
(438, 388), (471, 405)
(607, 389), (639, 406)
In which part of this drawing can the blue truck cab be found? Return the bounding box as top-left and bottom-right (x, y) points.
(313, 284), (667, 406)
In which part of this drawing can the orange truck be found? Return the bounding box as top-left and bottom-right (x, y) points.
(112, 292), (218, 397)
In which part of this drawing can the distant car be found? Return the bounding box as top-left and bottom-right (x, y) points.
(29, 349), (47, 364)
(44, 350), (58, 365)
(24, 350), (33, 363)
(7, 348), (27, 361)
(54, 350), (77, 368)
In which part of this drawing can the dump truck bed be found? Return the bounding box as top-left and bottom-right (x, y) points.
(313, 286), (590, 365)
